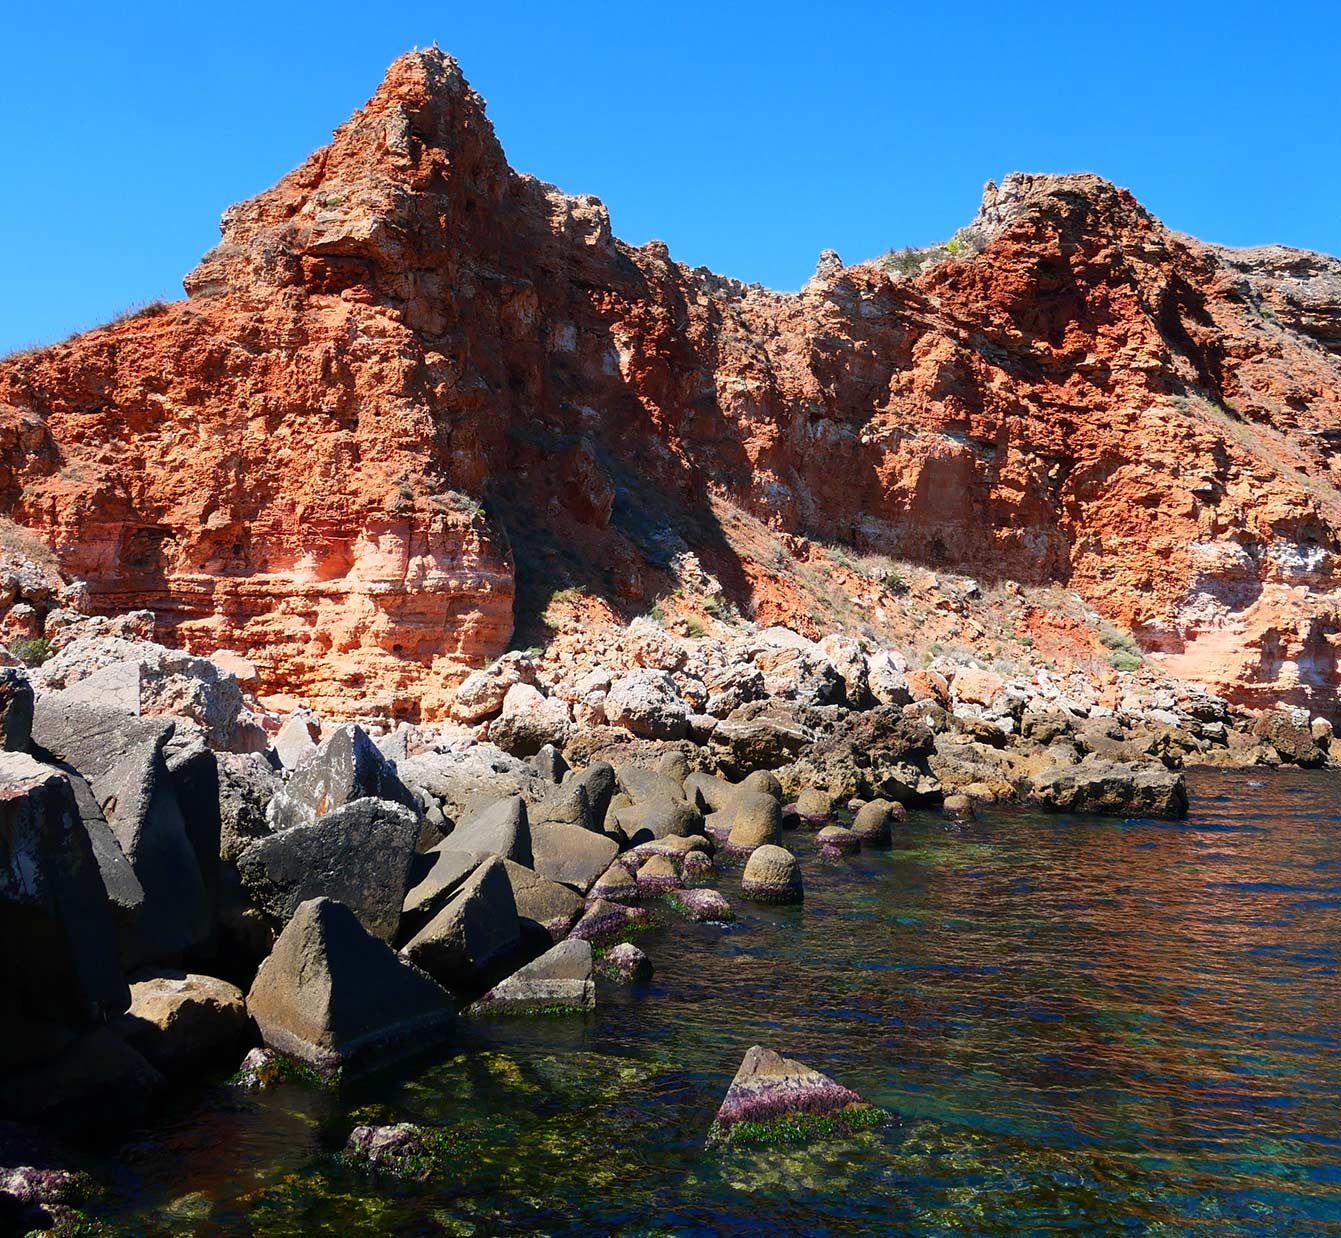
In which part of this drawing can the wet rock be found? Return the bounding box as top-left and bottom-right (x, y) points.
(635, 854), (681, 895)
(600, 941), (652, 983)
(590, 862), (639, 905)
(942, 793), (976, 822)
(267, 723), (420, 830)
(231, 1046), (285, 1089)
(670, 887), (734, 923)
(469, 938), (595, 1016)
(0, 754), (129, 1047)
(710, 1044), (880, 1144)
(247, 897), (454, 1074)
(569, 897), (644, 944)
(530, 823), (620, 894)
(725, 792), (783, 856)
(682, 850), (714, 882)
(815, 824), (860, 855)
(851, 799), (895, 846)
(741, 845), (803, 904)
(112, 972), (250, 1078)
(237, 798), (419, 942)
(344, 1122), (446, 1177)
(444, 795), (533, 866)
(401, 857), (521, 992)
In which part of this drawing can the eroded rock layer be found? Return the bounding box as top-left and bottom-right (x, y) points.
(3, 50), (1340, 718)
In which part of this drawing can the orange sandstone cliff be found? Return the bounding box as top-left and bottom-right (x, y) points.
(2, 50), (1339, 720)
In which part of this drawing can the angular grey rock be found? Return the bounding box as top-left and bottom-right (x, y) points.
(502, 859), (584, 941)
(572, 760), (617, 827)
(711, 705), (815, 775)
(616, 763), (686, 805)
(217, 751), (281, 863)
(266, 723), (420, 830)
(272, 708), (320, 771)
(237, 798), (420, 942)
(529, 823), (620, 894)
(0, 667), (33, 751)
(400, 848), (480, 936)
(590, 862), (639, 905)
(401, 857), (521, 991)
(246, 897), (454, 1073)
(532, 781), (594, 833)
(531, 742), (570, 784)
(399, 744), (548, 825)
(604, 669), (689, 740)
(611, 796), (702, 846)
(445, 795), (532, 866)
(0, 754), (129, 1049)
(469, 939), (595, 1016)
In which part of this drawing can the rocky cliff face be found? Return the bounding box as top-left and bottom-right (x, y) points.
(2, 50), (1340, 720)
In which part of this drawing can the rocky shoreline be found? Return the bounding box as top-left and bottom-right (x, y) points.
(1, 550), (1336, 1231)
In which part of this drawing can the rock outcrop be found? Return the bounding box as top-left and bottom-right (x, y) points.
(1, 50), (1339, 722)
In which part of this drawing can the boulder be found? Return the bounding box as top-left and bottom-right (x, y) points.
(709, 1045), (879, 1144)
(112, 972), (250, 1078)
(237, 798), (419, 942)
(531, 743), (569, 784)
(399, 744), (548, 825)
(616, 763), (686, 805)
(0, 754), (129, 1052)
(670, 887), (734, 923)
(1028, 758), (1188, 818)
(267, 723), (420, 830)
(604, 669), (689, 740)
(794, 785), (837, 823)
(816, 824), (860, 855)
(502, 859), (585, 942)
(469, 939), (595, 1016)
(741, 845), (803, 903)
(851, 799), (895, 846)
(611, 796), (702, 846)
(740, 770), (784, 800)
(531, 781), (594, 833)
(656, 749), (692, 784)
(0, 667), (33, 751)
(942, 793), (976, 822)
(444, 795), (533, 866)
(450, 651), (537, 724)
(217, 751), (281, 863)
(569, 897), (643, 943)
(751, 633), (844, 706)
(272, 708), (321, 771)
(635, 854), (680, 895)
(487, 683), (572, 757)
(246, 897), (454, 1074)
(1252, 709), (1326, 768)
(867, 651), (912, 706)
(0, 1026), (164, 1132)
(600, 941), (652, 983)
(816, 634), (871, 707)
(530, 823), (620, 895)
(400, 848), (479, 935)
(401, 857), (521, 991)
(725, 792), (783, 856)
(710, 704), (815, 775)
(702, 661), (767, 718)
(590, 863), (639, 905)
(572, 760), (617, 827)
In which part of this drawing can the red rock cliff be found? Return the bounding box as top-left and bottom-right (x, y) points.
(2, 50), (1340, 718)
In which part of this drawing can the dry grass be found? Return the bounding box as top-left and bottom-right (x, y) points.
(0, 517), (58, 571)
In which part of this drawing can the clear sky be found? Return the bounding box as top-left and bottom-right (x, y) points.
(3, 0), (1338, 353)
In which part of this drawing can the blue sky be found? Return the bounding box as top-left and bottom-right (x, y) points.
(2, 1), (1338, 353)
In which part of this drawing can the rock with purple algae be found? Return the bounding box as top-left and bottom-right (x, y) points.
(231, 1046), (285, 1090)
(343, 1122), (455, 1178)
(740, 845), (803, 904)
(851, 799), (895, 845)
(468, 938), (594, 1016)
(669, 887), (734, 923)
(590, 863), (639, 905)
(682, 851), (714, 883)
(600, 942), (652, 983)
(569, 897), (646, 944)
(794, 785), (837, 824)
(709, 1045), (882, 1145)
(724, 792), (782, 857)
(635, 854), (681, 895)
(815, 824), (860, 855)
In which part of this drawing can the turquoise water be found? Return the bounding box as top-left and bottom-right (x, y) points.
(94, 768), (1341, 1235)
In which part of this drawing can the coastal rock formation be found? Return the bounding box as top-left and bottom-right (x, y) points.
(1, 49), (1339, 720)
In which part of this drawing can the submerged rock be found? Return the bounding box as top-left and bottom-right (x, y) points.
(709, 1045), (881, 1145)
(600, 942), (653, 983)
(343, 1122), (451, 1178)
(469, 939), (595, 1016)
(669, 887), (735, 923)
